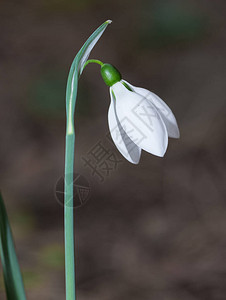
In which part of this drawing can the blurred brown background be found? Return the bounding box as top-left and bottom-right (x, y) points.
(1, 0), (226, 299)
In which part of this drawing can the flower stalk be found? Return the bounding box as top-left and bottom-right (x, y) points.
(82, 59), (104, 69)
(64, 133), (76, 300)
(63, 20), (111, 300)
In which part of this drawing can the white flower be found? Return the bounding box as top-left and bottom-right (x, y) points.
(108, 80), (180, 164)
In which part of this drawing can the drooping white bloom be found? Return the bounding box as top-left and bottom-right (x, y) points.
(108, 80), (180, 164)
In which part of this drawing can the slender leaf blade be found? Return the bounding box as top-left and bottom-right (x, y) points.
(65, 20), (112, 133)
(0, 192), (26, 300)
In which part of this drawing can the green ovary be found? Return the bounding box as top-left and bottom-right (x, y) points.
(100, 64), (122, 86)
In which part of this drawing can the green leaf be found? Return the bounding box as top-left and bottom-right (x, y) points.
(0, 192), (26, 300)
(65, 19), (112, 134)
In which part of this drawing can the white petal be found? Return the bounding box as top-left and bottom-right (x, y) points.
(112, 82), (168, 157)
(108, 90), (141, 164)
(122, 80), (180, 138)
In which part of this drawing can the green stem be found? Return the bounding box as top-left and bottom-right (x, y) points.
(64, 133), (76, 300)
(65, 69), (76, 299)
(64, 59), (103, 300)
(63, 20), (111, 300)
(82, 59), (104, 71)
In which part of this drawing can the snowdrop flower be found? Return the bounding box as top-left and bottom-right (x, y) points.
(100, 64), (180, 164)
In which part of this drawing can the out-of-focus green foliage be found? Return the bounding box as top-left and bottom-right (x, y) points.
(26, 71), (66, 119)
(0, 193), (27, 300)
(11, 210), (36, 239)
(140, 0), (208, 48)
(0, 274), (4, 291)
(22, 270), (42, 289)
(26, 71), (93, 119)
(39, 244), (64, 269)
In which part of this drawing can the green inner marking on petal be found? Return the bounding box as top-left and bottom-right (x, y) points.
(111, 90), (116, 100)
(121, 81), (134, 91)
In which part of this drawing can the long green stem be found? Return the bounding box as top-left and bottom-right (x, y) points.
(64, 62), (101, 300)
(64, 133), (76, 300)
(64, 59), (103, 300)
(64, 46), (77, 299)
(63, 20), (111, 300)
